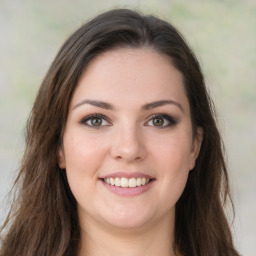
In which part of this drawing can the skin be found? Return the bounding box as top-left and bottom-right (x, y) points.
(59, 48), (203, 256)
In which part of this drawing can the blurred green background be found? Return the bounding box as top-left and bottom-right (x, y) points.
(0, 0), (255, 255)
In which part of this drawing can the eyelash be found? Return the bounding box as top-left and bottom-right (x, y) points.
(145, 113), (177, 128)
(79, 113), (177, 128)
(80, 114), (111, 128)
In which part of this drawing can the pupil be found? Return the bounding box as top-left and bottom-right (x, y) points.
(92, 118), (102, 126)
(153, 118), (164, 126)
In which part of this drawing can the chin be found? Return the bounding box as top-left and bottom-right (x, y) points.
(106, 218), (149, 231)
(102, 207), (156, 231)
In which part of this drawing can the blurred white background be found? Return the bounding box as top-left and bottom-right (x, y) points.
(0, 0), (255, 255)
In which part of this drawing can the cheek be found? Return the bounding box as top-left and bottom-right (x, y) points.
(63, 136), (101, 190)
(150, 132), (192, 201)
(63, 137), (102, 208)
(63, 132), (112, 193)
(64, 134), (108, 169)
(151, 131), (193, 171)
(156, 142), (190, 190)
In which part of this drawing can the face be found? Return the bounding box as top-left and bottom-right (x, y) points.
(59, 48), (202, 231)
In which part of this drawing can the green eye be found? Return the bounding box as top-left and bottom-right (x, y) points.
(90, 117), (103, 126)
(152, 118), (164, 126)
(80, 114), (111, 128)
(145, 114), (177, 128)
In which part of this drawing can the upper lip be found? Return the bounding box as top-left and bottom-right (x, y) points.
(100, 172), (154, 179)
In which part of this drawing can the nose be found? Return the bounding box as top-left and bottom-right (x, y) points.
(110, 125), (147, 162)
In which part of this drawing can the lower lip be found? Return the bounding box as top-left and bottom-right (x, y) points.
(101, 180), (154, 196)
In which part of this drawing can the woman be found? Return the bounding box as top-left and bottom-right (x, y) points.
(0, 9), (240, 256)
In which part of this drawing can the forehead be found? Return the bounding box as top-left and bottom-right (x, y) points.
(70, 47), (188, 111)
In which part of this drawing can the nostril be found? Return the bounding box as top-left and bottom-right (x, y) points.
(110, 135), (147, 161)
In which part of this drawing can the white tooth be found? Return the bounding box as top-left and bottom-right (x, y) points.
(105, 177), (150, 187)
(110, 178), (115, 185)
(129, 178), (136, 188)
(120, 177), (129, 187)
(115, 177), (121, 186)
(136, 177), (142, 186)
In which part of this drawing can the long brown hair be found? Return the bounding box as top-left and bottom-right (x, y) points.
(0, 9), (240, 256)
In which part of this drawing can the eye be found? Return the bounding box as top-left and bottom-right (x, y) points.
(145, 114), (177, 128)
(80, 114), (111, 128)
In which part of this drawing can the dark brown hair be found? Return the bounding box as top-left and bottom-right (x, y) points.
(0, 9), (240, 256)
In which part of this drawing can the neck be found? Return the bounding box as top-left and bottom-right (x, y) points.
(78, 212), (179, 256)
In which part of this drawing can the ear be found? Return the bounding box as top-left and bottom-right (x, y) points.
(58, 147), (66, 169)
(189, 127), (203, 170)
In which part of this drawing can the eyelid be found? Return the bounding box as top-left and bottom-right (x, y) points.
(80, 113), (112, 127)
(144, 113), (178, 127)
(79, 113), (177, 128)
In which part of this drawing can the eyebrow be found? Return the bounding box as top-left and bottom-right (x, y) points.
(73, 99), (184, 112)
(142, 100), (184, 112)
(73, 99), (115, 110)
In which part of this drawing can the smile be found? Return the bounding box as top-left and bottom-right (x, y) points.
(104, 177), (150, 188)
